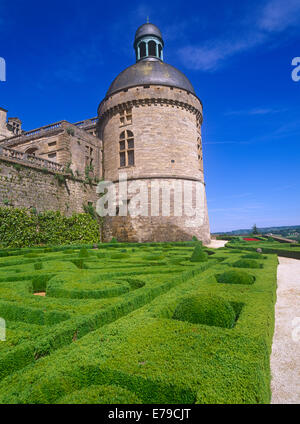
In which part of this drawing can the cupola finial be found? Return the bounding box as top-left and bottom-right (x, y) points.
(134, 23), (164, 62)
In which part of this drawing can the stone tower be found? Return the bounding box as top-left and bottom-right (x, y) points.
(98, 23), (210, 243)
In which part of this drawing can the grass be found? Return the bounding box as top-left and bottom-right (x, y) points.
(0, 241), (278, 404)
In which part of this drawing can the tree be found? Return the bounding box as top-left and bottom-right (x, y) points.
(252, 224), (259, 235)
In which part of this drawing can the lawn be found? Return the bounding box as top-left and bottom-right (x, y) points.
(0, 242), (278, 404)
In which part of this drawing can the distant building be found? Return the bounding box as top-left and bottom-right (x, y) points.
(0, 116), (101, 179)
(0, 107), (22, 139)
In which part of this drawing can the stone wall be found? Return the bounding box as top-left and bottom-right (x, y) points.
(98, 85), (204, 182)
(0, 108), (14, 140)
(0, 156), (98, 215)
(98, 84), (210, 243)
(1, 121), (102, 180)
(101, 177), (210, 243)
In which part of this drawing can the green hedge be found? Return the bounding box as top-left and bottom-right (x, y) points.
(233, 259), (263, 269)
(0, 254), (215, 381)
(0, 244), (278, 404)
(57, 385), (141, 404)
(173, 294), (236, 328)
(227, 243), (300, 260)
(190, 243), (208, 262)
(0, 208), (100, 248)
(0, 301), (70, 326)
(216, 270), (255, 285)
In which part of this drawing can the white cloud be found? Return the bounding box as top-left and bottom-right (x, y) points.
(258, 0), (300, 32)
(179, 33), (265, 71)
(179, 0), (300, 71)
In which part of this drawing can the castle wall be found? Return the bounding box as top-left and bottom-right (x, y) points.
(2, 122), (102, 180)
(101, 177), (210, 243)
(0, 155), (98, 215)
(99, 86), (204, 181)
(98, 85), (210, 243)
(0, 108), (14, 140)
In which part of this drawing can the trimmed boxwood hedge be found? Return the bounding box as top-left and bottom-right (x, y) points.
(0, 249), (215, 382)
(0, 243), (278, 404)
(216, 270), (255, 285)
(173, 294), (236, 328)
(190, 243), (208, 262)
(226, 240), (300, 259)
(242, 252), (264, 259)
(233, 259), (262, 269)
(57, 385), (141, 404)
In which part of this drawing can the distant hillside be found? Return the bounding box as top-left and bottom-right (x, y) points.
(213, 225), (300, 239)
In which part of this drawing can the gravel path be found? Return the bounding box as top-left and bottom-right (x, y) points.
(271, 257), (300, 404)
(204, 240), (228, 248)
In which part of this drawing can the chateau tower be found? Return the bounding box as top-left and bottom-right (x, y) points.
(98, 23), (210, 243)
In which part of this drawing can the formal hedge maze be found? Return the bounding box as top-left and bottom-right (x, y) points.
(0, 242), (278, 404)
(226, 238), (300, 259)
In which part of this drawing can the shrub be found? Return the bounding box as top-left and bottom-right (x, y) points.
(110, 237), (117, 243)
(173, 294), (236, 329)
(143, 254), (165, 261)
(233, 259), (262, 269)
(0, 207), (100, 248)
(34, 262), (43, 271)
(24, 253), (39, 258)
(216, 270), (255, 285)
(66, 127), (75, 136)
(71, 259), (86, 269)
(57, 385), (141, 404)
(110, 253), (129, 259)
(169, 257), (186, 265)
(0, 242), (278, 404)
(32, 274), (52, 292)
(190, 243), (208, 262)
(82, 202), (97, 220)
(242, 253), (263, 259)
(78, 248), (89, 258)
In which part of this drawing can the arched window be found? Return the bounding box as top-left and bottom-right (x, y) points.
(148, 40), (156, 56)
(158, 44), (162, 59)
(25, 147), (38, 156)
(139, 42), (146, 58)
(119, 130), (135, 167)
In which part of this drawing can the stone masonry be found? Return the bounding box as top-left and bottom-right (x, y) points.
(0, 22), (211, 243)
(0, 154), (98, 215)
(98, 85), (210, 243)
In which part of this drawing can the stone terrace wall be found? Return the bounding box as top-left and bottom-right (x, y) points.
(0, 155), (98, 215)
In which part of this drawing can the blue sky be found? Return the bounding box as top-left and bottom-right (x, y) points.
(0, 0), (299, 232)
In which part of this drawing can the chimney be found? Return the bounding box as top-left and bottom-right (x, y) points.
(0, 107), (8, 128)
